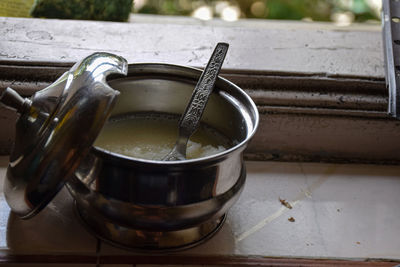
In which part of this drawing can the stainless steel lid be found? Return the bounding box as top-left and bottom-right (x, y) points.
(0, 52), (128, 218)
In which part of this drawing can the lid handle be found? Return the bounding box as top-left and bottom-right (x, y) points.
(0, 87), (31, 114)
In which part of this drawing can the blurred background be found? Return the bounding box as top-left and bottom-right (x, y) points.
(134, 0), (381, 25)
(0, 0), (382, 25)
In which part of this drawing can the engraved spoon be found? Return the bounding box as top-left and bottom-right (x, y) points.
(163, 42), (229, 161)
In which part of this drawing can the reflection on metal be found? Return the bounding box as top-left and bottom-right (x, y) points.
(75, 195), (227, 251)
(0, 52), (128, 219)
(66, 63), (259, 250)
(382, 0), (400, 119)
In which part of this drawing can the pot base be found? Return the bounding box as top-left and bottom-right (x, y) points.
(74, 201), (226, 252)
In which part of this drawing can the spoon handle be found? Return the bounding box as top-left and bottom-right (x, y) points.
(178, 42), (229, 142)
(163, 42), (229, 161)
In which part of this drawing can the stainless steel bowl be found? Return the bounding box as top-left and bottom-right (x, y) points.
(66, 63), (259, 250)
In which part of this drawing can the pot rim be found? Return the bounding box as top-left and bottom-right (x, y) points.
(92, 63), (259, 166)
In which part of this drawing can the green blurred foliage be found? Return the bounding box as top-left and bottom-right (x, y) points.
(135, 0), (380, 22)
(138, 0), (192, 16)
(31, 0), (133, 21)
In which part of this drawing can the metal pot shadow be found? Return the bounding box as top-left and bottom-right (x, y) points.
(66, 63), (259, 251)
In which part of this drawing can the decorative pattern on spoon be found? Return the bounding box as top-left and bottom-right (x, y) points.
(163, 42), (229, 161)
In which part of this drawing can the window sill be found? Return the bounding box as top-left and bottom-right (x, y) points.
(0, 156), (399, 265)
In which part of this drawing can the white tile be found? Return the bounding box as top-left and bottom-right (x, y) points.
(229, 162), (400, 259)
(5, 187), (98, 254)
(303, 164), (400, 259)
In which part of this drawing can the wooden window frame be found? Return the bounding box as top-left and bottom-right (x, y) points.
(0, 15), (398, 164)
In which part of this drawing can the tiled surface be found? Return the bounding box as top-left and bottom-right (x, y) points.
(0, 156), (399, 262)
(228, 162), (400, 259)
(5, 186), (98, 254)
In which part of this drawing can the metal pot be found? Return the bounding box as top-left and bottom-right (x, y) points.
(0, 54), (259, 251)
(67, 63), (259, 250)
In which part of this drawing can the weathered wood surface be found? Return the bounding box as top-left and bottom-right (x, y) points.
(1, 16), (399, 164)
(0, 253), (397, 266)
(0, 16), (383, 78)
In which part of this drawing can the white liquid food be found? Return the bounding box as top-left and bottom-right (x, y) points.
(94, 114), (229, 160)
